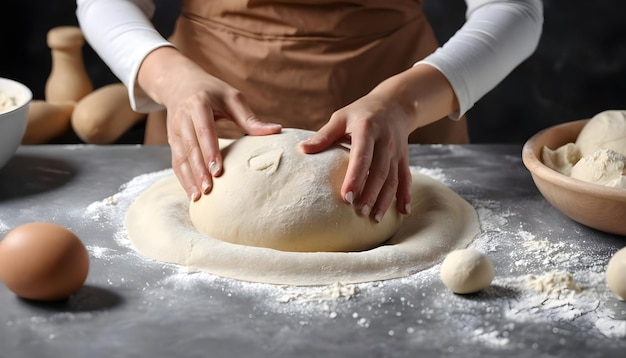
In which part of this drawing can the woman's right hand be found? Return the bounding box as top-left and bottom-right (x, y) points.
(137, 47), (282, 201)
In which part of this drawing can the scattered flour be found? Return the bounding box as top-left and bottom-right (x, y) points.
(413, 166), (448, 183)
(526, 271), (582, 297)
(86, 245), (117, 260)
(85, 169), (172, 250)
(0, 90), (18, 114)
(78, 165), (626, 348)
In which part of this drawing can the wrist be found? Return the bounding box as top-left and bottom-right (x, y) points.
(137, 46), (191, 106)
(371, 64), (459, 131)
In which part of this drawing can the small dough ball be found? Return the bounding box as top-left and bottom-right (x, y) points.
(570, 149), (626, 188)
(606, 246), (626, 300)
(189, 129), (404, 252)
(576, 110), (626, 157)
(440, 248), (494, 294)
(0, 222), (89, 301)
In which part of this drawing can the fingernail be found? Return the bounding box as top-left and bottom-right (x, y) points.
(201, 179), (211, 194)
(361, 204), (371, 217)
(405, 203), (412, 215)
(345, 191), (354, 204)
(374, 210), (384, 223)
(209, 161), (221, 176)
(190, 188), (201, 201)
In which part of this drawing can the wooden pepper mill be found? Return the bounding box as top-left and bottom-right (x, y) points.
(23, 26), (93, 144)
(45, 26), (93, 103)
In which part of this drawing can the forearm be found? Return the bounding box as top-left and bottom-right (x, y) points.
(418, 0), (543, 118)
(75, 0), (173, 112)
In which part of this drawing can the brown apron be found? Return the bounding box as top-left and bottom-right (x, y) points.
(148, 0), (469, 144)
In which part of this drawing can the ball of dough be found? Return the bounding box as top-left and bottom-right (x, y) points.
(570, 149), (626, 188)
(606, 246), (626, 300)
(440, 248), (494, 294)
(189, 129), (404, 252)
(576, 110), (626, 157)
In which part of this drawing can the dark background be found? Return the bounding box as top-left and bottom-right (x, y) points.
(1, 0), (624, 144)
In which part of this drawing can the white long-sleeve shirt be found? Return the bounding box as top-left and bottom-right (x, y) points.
(76, 0), (543, 117)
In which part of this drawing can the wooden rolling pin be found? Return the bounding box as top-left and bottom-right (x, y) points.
(23, 101), (74, 144)
(71, 83), (147, 144)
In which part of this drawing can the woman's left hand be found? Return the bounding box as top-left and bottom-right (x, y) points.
(300, 64), (460, 223)
(299, 92), (414, 223)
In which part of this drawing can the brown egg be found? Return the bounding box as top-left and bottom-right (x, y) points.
(0, 222), (89, 301)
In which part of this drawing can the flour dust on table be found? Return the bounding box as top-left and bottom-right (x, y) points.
(81, 154), (626, 347)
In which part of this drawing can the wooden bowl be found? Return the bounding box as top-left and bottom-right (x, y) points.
(522, 119), (626, 236)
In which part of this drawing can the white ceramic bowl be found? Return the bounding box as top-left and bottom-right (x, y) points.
(522, 119), (626, 236)
(0, 78), (32, 169)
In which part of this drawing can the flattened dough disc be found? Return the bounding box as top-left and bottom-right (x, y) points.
(125, 147), (480, 285)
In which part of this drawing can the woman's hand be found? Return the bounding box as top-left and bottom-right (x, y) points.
(300, 64), (459, 222)
(138, 47), (281, 201)
(300, 92), (414, 223)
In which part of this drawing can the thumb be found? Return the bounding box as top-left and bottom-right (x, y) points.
(300, 120), (348, 154)
(227, 93), (282, 135)
(241, 115), (283, 136)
